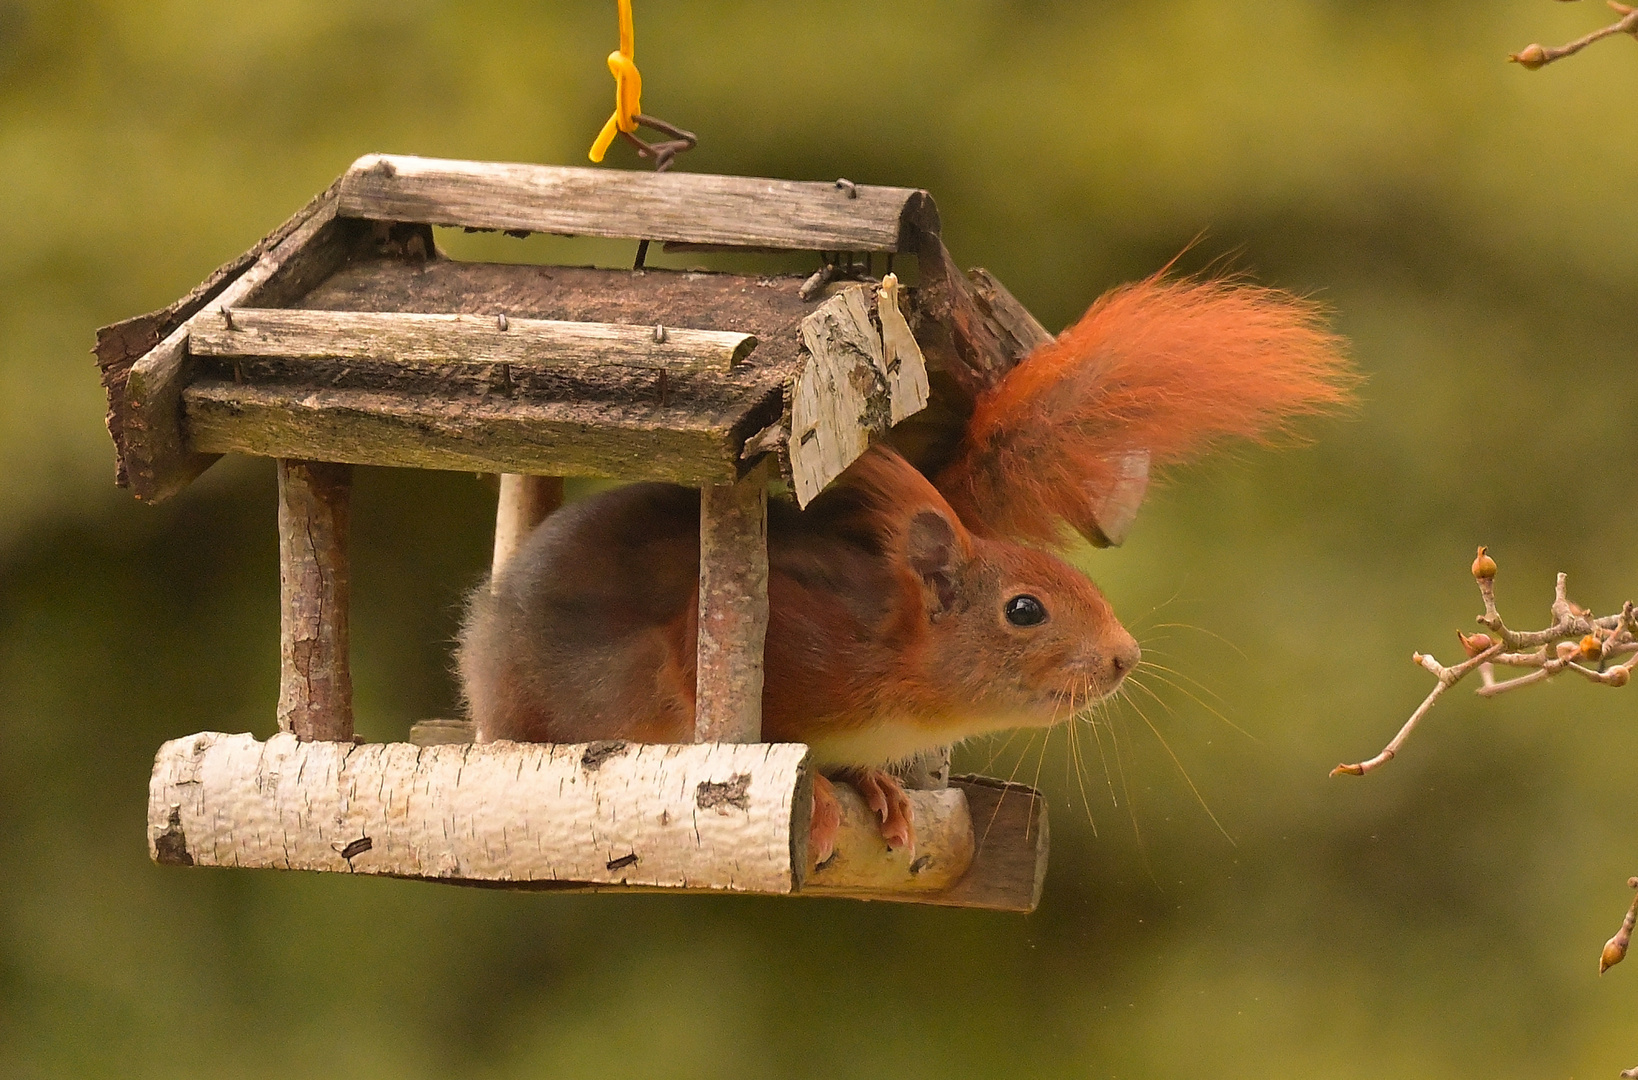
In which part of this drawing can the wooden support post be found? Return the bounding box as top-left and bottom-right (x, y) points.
(491, 474), (564, 582)
(276, 459), (354, 741)
(694, 461), (770, 744)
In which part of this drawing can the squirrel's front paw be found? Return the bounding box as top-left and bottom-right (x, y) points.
(843, 767), (916, 857)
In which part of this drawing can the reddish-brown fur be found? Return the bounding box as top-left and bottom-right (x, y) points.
(937, 273), (1355, 547)
(458, 446), (1139, 772)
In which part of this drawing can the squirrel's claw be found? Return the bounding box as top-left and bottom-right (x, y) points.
(847, 767), (916, 858)
(809, 773), (842, 870)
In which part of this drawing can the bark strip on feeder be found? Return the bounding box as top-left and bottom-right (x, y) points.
(338, 154), (939, 253)
(695, 460), (771, 744)
(182, 381), (749, 484)
(122, 199), (365, 503)
(276, 459), (354, 742)
(787, 284), (930, 506)
(148, 733), (812, 894)
(492, 474), (564, 583)
(191, 308), (758, 373)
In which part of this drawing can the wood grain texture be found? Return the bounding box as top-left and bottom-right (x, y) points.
(192, 308), (758, 373)
(148, 733), (813, 894)
(695, 460), (771, 744)
(491, 474), (564, 583)
(276, 460), (354, 742)
(927, 775), (1050, 913)
(182, 380), (747, 483)
(338, 154), (939, 252)
(966, 267), (1054, 356)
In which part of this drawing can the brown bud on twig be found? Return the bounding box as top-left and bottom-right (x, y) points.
(1457, 631), (1495, 658)
(1610, 667), (1631, 687)
(1471, 547), (1498, 580)
(1579, 634), (1602, 660)
(1600, 877), (1638, 974)
(1509, 43), (1550, 68)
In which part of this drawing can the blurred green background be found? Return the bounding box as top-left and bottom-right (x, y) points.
(5, 1), (1638, 1077)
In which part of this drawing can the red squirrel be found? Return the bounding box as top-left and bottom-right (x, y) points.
(456, 271), (1353, 863)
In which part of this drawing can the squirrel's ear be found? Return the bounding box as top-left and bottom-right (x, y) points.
(906, 509), (964, 618)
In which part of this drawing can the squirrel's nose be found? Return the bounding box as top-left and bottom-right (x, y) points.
(1108, 630), (1141, 682)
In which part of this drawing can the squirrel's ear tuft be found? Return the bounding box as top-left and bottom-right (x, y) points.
(934, 271), (1357, 548)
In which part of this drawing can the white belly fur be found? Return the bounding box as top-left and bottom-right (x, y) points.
(802, 711), (1037, 769)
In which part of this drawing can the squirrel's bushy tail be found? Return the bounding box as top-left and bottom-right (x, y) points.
(935, 272), (1356, 548)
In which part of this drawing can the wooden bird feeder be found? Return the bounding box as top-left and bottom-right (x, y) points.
(99, 154), (1071, 911)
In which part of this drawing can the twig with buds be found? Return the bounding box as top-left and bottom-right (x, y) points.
(1511, 0), (1638, 70)
(1332, 547), (1638, 777)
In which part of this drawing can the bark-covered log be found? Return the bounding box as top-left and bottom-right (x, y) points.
(931, 775), (1050, 912)
(148, 733), (814, 893)
(276, 460), (353, 742)
(338, 154), (939, 253)
(388, 723), (1046, 909)
(786, 283), (930, 506)
(192, 308), (758, 373)
(695, 461), (771, 744)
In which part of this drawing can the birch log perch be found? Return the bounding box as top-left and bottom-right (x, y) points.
(148, 733), (814, 893)
(276, 460), (353, 742)
(338, 154), (938, 253)
(145, 733), (1046, 908)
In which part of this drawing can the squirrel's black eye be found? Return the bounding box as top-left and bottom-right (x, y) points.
(1004, 594), (1047, 627)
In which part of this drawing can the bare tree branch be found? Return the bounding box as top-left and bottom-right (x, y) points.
(1332, 549), (1638, 778)
(1511, 1), (1638, 70)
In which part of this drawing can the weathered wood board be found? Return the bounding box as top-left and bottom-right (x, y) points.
(182, 380), (752, 483)
(338, 154), (939, 252)
(120, 195), (369, 502)
(192, 308), (758, 374)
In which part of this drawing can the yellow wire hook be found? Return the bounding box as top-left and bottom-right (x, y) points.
(589, 0), (641, 163)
